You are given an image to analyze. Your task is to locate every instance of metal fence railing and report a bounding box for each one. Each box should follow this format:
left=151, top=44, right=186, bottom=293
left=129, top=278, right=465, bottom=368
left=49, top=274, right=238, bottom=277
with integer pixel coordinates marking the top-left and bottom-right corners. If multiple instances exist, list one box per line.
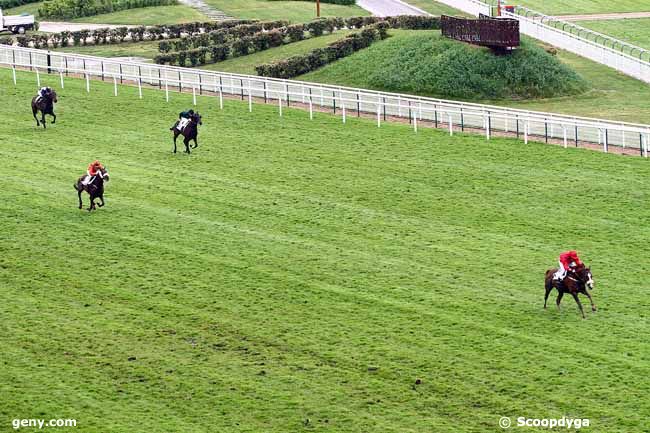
left=1, top=44, right=649, bottom=157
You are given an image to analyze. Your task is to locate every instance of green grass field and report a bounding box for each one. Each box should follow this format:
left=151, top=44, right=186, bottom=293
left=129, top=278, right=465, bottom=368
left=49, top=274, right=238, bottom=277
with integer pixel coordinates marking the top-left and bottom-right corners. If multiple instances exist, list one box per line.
left=400, top=0, right=468, bottom=16
left=580, top=18, right=650, bottom=50
left=56, top=40, right=161, bottom=60
left=202, top=0, right=368, bottom=22
left=1, top=67, right=650, bottom=432
left=4, top=3, right=206, bottom=25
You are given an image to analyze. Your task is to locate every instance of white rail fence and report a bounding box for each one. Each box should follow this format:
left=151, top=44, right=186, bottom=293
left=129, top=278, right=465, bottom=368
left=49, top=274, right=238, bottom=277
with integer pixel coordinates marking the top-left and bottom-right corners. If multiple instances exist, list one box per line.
left=434, top=0, right=650, bottom=84
left=1, top=45, right=649, bottom=156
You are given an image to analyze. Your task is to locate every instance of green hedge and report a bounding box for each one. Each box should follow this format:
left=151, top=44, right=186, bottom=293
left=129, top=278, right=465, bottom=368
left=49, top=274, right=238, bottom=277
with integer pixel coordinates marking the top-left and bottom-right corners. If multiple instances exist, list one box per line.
left=0, top=0, right=40, bottom=9
left=39, top=0, right=177, bottom=19
left=159, top=21, right=289, bottom=53
left=255, top=22, right=389, bottom=79
left=0, top=20, right=253, bottom=48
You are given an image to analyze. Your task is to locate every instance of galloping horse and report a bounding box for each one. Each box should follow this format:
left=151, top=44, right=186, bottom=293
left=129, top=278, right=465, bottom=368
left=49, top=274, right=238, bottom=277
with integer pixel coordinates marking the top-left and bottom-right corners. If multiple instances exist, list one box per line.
left=544, top=263, right=596, bottom=318
left=31, top=89, right=58, bottom=129
left=74, top=166, right=109, bottom=211
left=172, top=112, right=202, bottom=154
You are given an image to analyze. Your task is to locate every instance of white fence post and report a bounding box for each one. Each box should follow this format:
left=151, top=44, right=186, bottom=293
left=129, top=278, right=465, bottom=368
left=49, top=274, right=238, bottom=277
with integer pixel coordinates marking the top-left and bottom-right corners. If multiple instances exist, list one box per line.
left=59, top=71, right=64, bottom=89
left=219, top=89, right=223, bottom=109
left=12, top=66, right=16, bottom=86
left=85, top=74, right=90, bottom=93
left=113, top=76, right=117, bottom=96
left=448, top=114, right=453, bottom=136
left=138, top=79, right=142, bottom=99
left=342, top=96, right=346, bottom=124
left=563, top=125, right=568, bottom=148
left=192, top=86, right=196, bottom=105
left=309, top=98, right=313, bottom=120
left=524, top=121, right=529, bottom=144
left=165, top=80, right=169, bottom=102
left=248, top=81, right=252, bottom=112
left=36, top=68, right=40, bottom=87
left=278, top=93, right=282, bottom=117
left=377, top=101, right=381, bottom=128
left=413, top=111, right=417, bottom=133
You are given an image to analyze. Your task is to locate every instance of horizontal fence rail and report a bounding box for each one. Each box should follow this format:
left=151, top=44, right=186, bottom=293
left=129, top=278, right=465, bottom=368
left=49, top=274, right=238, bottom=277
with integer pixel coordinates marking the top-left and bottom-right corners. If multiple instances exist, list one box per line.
left=1, top=44, right=649, bottom=156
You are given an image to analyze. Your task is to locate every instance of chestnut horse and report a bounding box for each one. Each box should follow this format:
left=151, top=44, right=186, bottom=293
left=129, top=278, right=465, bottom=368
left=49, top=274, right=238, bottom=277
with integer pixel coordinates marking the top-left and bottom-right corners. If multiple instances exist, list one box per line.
left=544, top=263, right=596, bottom=318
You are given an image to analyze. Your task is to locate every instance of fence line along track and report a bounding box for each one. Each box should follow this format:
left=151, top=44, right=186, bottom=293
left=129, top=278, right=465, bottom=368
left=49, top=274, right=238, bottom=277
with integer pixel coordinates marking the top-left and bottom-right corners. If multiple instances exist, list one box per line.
left=1, top=45, right=649, bottom=157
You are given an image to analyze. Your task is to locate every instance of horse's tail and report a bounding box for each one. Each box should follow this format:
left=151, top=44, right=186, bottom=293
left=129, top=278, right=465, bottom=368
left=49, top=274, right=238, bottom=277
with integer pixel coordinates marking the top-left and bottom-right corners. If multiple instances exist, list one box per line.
left=545, top=269, right=555, bottom=291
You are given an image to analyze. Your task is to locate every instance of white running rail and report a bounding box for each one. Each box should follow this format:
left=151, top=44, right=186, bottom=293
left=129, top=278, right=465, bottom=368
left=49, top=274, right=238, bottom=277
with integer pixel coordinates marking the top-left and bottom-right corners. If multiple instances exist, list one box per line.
left=433, top=0, right=650, bottom=84
left=1, top=44, right=649, bottom=156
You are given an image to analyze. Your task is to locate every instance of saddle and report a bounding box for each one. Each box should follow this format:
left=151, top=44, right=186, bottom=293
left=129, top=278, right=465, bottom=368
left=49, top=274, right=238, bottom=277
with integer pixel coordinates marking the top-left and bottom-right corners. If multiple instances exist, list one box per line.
left=177, top=118, right=191, bottom=131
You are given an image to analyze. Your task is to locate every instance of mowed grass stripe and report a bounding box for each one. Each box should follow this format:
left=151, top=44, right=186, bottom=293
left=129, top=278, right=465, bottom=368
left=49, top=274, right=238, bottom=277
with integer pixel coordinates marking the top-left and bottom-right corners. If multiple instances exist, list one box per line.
left=1, top=69, right=649, bottom=432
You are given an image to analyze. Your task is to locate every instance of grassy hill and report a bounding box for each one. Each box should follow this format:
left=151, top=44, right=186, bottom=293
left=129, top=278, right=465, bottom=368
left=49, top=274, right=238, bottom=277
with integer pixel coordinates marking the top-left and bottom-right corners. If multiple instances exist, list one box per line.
left=301, top=30, right=589, bottom=100
left=1, top=68, right=649, bottom=433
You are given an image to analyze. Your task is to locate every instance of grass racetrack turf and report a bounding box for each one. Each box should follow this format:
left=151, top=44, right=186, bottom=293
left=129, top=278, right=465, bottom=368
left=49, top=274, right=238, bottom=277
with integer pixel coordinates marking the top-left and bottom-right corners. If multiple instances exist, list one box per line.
left=1, top=68, right=649, bottom=432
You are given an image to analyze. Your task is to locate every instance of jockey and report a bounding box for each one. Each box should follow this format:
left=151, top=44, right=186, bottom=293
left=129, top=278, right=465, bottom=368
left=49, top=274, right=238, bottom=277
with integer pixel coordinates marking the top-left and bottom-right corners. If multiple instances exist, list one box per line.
left=553, top=250, right=583, bottom=281
left=82, top=160, right=104, bottom=185
left=37, top=86, right=51, bottom=102
left=170, top=109, right=195, bottom=131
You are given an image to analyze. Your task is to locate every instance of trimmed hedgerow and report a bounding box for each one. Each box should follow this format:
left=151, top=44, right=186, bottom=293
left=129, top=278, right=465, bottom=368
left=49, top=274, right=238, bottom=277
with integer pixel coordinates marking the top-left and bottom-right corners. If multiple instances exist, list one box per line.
left=255, top=22, right=389, bottom=79
left=39, top=0, right=177, bottom=20
left=0, top=20, right=253, bottom=48
left=0, top=0, right=39, bottom=8
left=159, top=21, right=289, bottom=52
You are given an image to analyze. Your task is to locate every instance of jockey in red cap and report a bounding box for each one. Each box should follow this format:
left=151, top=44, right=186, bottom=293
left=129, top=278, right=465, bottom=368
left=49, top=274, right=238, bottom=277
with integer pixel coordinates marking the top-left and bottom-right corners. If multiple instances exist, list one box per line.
left=82, top=160, right=104, bottom=185
left=553, top=250, right=583, bottom=281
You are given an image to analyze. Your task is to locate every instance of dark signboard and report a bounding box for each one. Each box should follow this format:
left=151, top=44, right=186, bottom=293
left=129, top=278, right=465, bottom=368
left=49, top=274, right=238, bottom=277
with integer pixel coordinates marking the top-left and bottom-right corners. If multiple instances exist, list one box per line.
left=441, top=14, right=520, bottom=50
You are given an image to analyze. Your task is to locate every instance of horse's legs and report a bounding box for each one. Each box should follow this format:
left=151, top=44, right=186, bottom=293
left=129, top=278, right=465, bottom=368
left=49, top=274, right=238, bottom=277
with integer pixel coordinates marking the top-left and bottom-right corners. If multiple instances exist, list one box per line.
left=78, top=189, right=83, bottom=209
left=544, top=279, right=553, bottom=309
left=571, top=293, right=586, bottom=319
left=556, top=291, right=564, bottom=310
left=98, top=195, right=105, bottom=207
left=41, top=112, right=47, bottom=129
left=173, top=133, right=178, bottom=153
left=51, top=111, right=56, bottom=124
left=33, top=107, right=40, bottom=127
left=583, top=290, right=597, bottom=312
left=192, top=136, right=198, bottom=149
left=184, top=137, right=191, bottom=154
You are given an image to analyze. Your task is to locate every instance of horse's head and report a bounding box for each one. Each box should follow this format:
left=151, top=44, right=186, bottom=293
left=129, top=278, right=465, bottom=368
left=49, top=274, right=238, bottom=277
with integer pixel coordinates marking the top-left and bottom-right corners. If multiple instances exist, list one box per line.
left=192, top=112, right=202, bottom=126
left=573, top=264, right=594, bottom=290
left=99, top=166, right=110, bottom=182
left=50, top=89, right=58, bottom=103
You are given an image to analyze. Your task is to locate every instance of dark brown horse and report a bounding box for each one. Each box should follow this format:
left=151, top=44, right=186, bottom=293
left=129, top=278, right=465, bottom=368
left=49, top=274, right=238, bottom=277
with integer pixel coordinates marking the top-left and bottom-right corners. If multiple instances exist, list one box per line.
left=544, top=263, right=596, bottom=318
left=31, top=88, right=58, bottom=129
left=74, top=166, right=109, bottom=211
left=172, top=112, right=202, bottom=154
